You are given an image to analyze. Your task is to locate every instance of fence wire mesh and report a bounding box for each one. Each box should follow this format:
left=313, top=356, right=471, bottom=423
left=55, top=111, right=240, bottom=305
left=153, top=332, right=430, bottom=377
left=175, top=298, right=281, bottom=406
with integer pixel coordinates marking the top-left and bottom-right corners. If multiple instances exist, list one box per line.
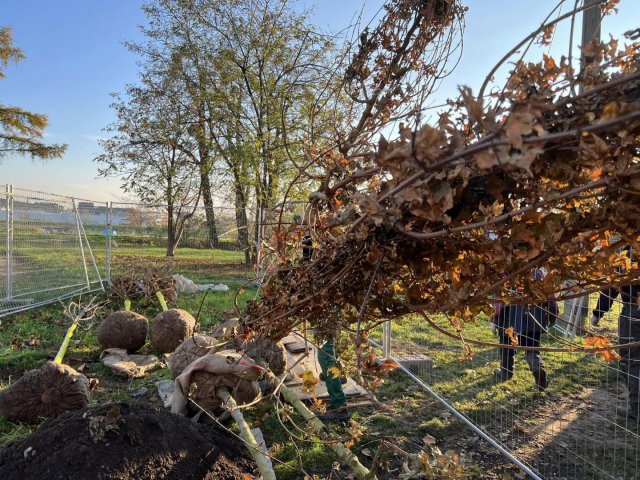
left=107, top=201, right=258, bottom=284
left=376, top=286, right=640, bottom=479
left=0, top=186, right=266, bottom=316
left=0, top=186, right=104, bottom=316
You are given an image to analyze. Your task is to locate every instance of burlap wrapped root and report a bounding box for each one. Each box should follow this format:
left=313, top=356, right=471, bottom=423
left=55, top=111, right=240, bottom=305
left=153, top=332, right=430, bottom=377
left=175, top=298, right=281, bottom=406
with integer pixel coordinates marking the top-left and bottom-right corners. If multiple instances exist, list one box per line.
left=243, top=337, right=288, bottom=376
left=151, top=309, right=196, bottom=353
left=219, top=320, right=287, bottom=375
left=0, top=362, right=90, bottom=424
left=210, top=318, right=239, bottom=340
left=168, top=335, right=222, bottom=378
left=172, top=351, right=264, bottom=415
left=97, top=310, right=148, bottom=352
left=99, top=349, right=160, bottom=378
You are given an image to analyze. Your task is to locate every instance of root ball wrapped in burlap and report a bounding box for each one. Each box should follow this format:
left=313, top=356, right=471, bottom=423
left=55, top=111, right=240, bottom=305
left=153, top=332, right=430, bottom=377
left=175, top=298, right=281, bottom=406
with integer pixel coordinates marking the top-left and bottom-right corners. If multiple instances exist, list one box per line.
left=244, top=337, right=288, bottom=375
left=97, top=311, right=148, bottom=352
left=0, top=361, right=90, bottom=424
left=151, top=309, right=196, bottom=353
left=210, top=318, right=239, bottom=340
left=168, top=335, right=220, bottom=378
left=190, top=372, right=261, bottom=412
left=172, top=351, right=264, bottom=415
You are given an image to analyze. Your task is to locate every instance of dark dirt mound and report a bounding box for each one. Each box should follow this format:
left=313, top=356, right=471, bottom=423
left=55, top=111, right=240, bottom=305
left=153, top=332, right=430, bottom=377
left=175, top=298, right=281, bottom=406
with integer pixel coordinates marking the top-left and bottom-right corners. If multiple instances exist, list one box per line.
left=0, top=402, right=256, bottom=480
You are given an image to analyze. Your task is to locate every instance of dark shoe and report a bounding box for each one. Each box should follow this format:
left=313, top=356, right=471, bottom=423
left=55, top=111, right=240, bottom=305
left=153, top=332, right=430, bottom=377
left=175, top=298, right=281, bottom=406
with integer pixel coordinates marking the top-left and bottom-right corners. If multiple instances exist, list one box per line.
left=319, top=372, right=348, bottom=384
left=494, top=368, right=512, bottom=382
left=532, top=369, right=548, bottom=391
left=317, top=409, right=350, bottom=423
left=617, top=406, right=640, bottom=422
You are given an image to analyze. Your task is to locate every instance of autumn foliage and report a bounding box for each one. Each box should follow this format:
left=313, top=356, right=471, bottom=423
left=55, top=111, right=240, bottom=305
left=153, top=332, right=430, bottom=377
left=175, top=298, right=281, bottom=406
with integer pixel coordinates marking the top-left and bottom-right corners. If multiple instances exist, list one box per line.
left=239, top=2, right=640, bottom=364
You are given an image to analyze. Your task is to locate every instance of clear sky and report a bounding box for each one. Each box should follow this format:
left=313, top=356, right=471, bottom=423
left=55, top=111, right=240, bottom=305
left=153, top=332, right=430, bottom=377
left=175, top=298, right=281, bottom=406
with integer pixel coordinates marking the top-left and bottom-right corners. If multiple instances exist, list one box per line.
left=0, top=0, right=637, bottom=202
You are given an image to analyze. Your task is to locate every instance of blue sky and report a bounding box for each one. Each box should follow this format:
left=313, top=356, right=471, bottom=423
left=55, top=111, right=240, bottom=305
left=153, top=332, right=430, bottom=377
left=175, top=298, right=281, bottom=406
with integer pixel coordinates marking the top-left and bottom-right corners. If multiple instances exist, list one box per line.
left=0, top=0, right=637, bottom=201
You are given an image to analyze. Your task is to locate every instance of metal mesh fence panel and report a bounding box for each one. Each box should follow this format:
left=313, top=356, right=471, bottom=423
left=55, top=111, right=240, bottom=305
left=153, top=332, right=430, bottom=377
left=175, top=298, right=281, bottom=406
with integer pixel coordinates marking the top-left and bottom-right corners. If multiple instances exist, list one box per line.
left=107, top=202, right=258, bottom=284
left=0, top=186, right=104, bottom=316
left=376, top=287, right=640, bottom=479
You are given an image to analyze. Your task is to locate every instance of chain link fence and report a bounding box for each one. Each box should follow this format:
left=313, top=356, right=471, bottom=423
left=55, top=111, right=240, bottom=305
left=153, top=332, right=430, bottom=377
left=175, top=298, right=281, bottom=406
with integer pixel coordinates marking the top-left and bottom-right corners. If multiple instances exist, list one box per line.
left=374, top=288, right=640, bottom=479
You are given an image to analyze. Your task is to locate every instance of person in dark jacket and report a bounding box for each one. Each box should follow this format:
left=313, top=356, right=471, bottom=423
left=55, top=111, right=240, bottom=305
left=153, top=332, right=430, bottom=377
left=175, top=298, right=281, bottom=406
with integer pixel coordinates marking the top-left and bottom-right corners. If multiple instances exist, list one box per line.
left=492, top=269, right=558, bottom=390
left=589, top=246, right=640, bottom=421
left=293, top=214, right=313, bottom=263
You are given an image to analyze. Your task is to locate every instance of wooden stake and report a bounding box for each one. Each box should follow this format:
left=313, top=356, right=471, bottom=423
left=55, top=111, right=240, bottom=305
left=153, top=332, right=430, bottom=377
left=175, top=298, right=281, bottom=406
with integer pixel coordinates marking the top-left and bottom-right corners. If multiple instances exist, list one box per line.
left=279, top=382, right=377, bottom=480
left=217, top=386, right=277, bottom=480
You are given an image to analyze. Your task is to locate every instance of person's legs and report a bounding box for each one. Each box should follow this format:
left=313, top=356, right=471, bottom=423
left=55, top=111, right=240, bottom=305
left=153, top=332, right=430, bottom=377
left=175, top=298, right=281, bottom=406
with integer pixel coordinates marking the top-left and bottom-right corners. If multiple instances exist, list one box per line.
left=317, top=339, right=347, bottom=412
left=627, top=361, right=640, bottom=421
left=619, top=306, right=640, bottom=420
left=523, top=331, right=548, bottom=390
left=496, top=328, right=515, bottom=381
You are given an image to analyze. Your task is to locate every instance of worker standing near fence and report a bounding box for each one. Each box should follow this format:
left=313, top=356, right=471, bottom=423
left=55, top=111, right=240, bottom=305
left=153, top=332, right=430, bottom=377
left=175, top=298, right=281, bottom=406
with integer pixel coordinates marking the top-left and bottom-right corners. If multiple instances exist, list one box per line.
left=294, top=214, right=349, bottom=422
left=590, top=246, right=640, bottom=422
left=492, top=269, right=558, bottom=391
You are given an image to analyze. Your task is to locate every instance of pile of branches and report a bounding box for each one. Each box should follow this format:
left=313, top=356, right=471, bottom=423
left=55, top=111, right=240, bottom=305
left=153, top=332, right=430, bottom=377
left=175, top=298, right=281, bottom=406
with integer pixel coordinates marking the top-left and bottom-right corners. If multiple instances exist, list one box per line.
left=110, top=266, right=177, bottom=306
left=242, top=1, right=640, bottom=344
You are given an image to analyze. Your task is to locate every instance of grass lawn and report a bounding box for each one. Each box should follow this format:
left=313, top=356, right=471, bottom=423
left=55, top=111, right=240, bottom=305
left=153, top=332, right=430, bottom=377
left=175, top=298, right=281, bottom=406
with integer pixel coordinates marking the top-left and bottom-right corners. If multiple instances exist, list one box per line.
left=1, top=284, right=634, bottom=479
left=0, top=287, right=518, bottom=480
left=1, top=230, right=255, bottom=315
left=385, top=309, right=636, bottom=479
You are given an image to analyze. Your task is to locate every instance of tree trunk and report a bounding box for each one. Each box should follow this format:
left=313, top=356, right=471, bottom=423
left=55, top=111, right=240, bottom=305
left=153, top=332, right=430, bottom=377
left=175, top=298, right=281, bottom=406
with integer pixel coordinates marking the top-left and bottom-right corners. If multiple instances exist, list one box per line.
left=217, top=387, right=276, bottom=480
left=233, top=173, right=250, bottom=265
left=166, top=204, right=176, bottom=257
left=195, top=96, right=218, bottom=249
left=200, top=171, right=219, bottom=248
left=253, top=193, right=263, bottom=265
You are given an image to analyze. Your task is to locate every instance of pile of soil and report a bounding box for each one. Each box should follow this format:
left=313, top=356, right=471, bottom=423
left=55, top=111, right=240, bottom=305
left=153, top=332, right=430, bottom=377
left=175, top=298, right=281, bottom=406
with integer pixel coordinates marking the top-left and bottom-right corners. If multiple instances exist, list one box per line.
left=0, top=403, right=256, bottom=480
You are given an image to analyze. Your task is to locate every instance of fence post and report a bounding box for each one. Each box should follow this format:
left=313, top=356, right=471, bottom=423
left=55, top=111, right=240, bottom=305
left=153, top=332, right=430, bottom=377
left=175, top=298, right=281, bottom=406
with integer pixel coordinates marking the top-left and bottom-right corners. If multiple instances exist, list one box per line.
left=5, top=184, right=13, bottom=300
left=105, top=201, right=112, bottom=285
left=73, top=199, right=91, bottom=291
left=382, top=320, right=391, bottom=358
left=76, top=202, right=104, bottom=292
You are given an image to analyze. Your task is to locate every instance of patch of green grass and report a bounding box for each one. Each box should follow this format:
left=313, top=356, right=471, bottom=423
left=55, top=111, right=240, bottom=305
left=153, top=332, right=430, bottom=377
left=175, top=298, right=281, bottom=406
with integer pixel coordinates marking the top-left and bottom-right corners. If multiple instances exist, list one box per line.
left=387, top=314, right=609, bottom=419
left=0, top=417, right=34, bottom=445
left=366, top=413, right=396, bottom=429
left=420, top=417, right=447, bottom=435
left=173, top=283, right=258, bottom=326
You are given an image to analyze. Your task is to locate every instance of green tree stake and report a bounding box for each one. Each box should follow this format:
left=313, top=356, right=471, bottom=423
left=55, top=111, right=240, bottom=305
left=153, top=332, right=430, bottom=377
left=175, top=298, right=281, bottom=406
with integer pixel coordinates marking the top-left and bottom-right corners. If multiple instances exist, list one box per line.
left=124, top=298, right=131, bottom=311
left=54, top=322, right=78, bottom=364
left=156, top=291, right=169, bottom=312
